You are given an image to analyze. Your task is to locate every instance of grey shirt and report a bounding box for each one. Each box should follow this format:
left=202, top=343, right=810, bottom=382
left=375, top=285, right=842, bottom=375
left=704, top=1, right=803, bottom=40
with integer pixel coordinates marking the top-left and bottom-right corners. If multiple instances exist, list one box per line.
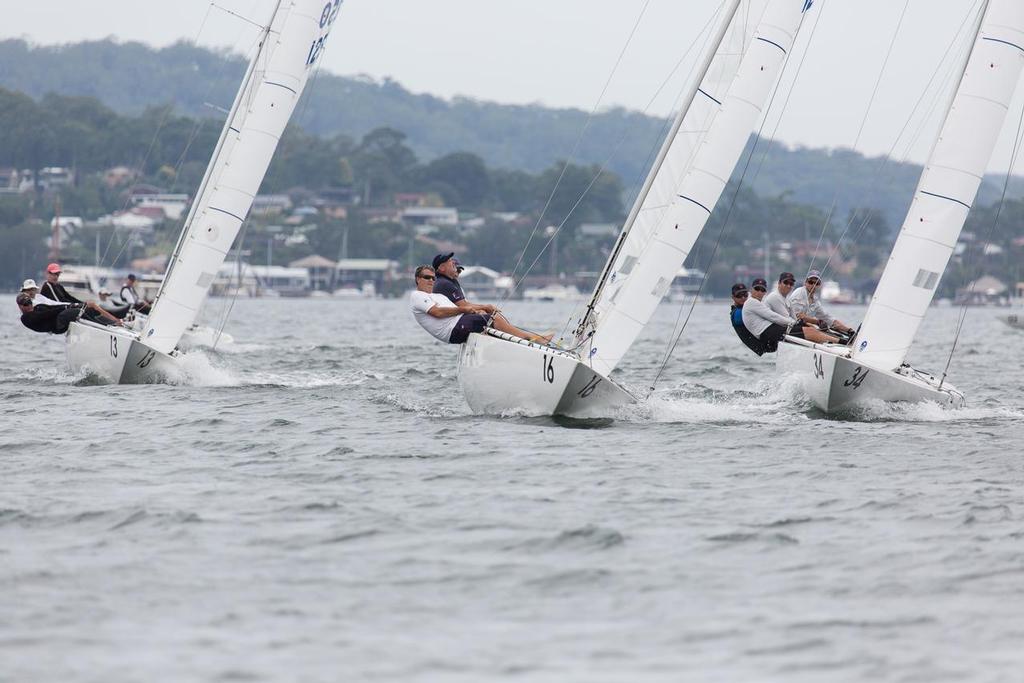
left=742, top=295, right=796, bottom=338
left=763, top=289, right=792, bottom=319
left=788, top=286, right=834, bottom=327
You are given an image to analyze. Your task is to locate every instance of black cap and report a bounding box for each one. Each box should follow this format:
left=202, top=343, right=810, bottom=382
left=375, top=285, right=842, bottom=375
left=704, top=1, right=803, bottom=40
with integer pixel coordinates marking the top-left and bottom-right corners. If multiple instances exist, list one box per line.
left=431, top=252, right=455, bottom=271
left=127, top=273, right=137, bottom=281
left=731, top=283, right=749, bottom=296
left=752, top=277, right=768, bottom=289
left=16, top=292, right=32, bottom=307
left=779, top=271, right=795, bottom=283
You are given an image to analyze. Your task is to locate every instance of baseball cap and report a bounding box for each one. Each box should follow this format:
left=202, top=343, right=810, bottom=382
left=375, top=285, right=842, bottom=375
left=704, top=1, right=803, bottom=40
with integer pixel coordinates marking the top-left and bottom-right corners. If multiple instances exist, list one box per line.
left=731, top=283, right=749, bottom=296
left=806, top=269, right=822, bottom=282
left=127, top=273, right=137, bottom=281
left=46, top=263, right=61, bottom=274
left=21, top=279, right=38, bottom=291
left=431, top=252, right=455, bottom=270
left=752, top=277, right=768, bottom=289
left=98, top=288, right=111, bottom=296
left=778, top=271, right=795, bottom=283
left=16, top=292, right=32, bottom=307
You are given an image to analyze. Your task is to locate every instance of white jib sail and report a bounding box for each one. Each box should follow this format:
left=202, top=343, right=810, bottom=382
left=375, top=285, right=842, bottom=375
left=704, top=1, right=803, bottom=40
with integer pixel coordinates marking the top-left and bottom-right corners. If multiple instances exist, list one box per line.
left=853, top=0, right=1024, bottom=371
left=578, top=0, right=808, bottom=377
left=142, top=0, right=342, bottom=354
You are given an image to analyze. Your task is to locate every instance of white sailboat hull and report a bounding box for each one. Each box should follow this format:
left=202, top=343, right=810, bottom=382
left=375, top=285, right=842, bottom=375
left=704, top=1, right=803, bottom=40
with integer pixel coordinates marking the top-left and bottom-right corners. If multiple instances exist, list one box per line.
left=1000, top=314, right=1024, bottom=330
left=66, top=321, right=178, bottom=384
left=458, top=330, right=635, bottom=418
left=777, top=338, right=965, bottom=413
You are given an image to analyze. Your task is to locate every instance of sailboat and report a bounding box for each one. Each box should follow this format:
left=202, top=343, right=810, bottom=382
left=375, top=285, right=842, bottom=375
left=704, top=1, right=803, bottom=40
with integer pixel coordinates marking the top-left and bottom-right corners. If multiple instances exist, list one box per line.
left=778, top=0, right=1024, bottom=412
left=458, top=0, right=812, bottom=417
left=66, top=0, right=342, bottom=383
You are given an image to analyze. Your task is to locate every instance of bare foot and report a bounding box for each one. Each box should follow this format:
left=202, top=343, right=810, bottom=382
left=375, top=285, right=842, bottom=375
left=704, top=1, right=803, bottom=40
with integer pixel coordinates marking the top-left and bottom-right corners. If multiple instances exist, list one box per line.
left=529, top=333, right=554, bottom=345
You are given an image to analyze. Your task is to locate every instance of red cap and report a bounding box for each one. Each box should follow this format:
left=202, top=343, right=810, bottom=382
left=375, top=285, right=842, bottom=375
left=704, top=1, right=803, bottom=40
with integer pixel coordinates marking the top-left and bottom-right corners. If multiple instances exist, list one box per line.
left=46, top=263, right=62, bottom=274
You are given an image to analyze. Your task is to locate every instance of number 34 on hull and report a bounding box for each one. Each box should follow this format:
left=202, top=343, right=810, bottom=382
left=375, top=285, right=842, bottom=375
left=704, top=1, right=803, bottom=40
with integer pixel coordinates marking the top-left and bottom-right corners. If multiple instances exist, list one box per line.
left=776, top=338, right=965, bottom=413
left=457, top=330, right=635, bottom=418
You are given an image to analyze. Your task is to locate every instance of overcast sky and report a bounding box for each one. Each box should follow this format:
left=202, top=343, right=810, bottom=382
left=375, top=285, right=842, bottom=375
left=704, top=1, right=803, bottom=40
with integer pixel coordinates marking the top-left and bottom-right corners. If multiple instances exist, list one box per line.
left=4, top=0, right=1022, bottom=171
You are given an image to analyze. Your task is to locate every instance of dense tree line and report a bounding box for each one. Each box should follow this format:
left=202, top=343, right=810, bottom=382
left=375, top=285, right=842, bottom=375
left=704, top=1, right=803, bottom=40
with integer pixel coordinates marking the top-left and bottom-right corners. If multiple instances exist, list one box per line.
left=5, top=38, right=1023, bottom=230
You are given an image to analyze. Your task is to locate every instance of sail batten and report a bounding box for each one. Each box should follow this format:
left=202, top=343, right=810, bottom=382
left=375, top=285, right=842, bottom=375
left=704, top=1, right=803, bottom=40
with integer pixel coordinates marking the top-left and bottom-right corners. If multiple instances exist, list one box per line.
left=853, top=0, right=1024, bottom=370
left=576, top=1, right=809, bottom=377
left=142, top=0, right=341, bottom=354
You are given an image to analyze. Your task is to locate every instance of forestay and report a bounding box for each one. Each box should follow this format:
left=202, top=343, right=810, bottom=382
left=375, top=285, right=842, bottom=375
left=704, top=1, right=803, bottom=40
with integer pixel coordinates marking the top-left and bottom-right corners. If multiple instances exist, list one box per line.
left=576, top=0, right=808, bottom=377
left=143, top=0, right=342, bottom=354
left=854, top=0, right=1024, bottom=370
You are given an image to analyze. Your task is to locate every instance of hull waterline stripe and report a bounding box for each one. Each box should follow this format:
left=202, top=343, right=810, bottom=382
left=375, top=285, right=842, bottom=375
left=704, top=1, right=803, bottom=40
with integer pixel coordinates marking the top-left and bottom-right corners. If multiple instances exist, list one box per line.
left=209, top=206, right=246, bottom=222
left=920, top=190, right=972, bottom=210
left=677, top=194, right=713, bottom=214
left=982, top=37, right=1024, bottom=55
left=698, top=88, right=723, bottom=106
left=756, top=36, right=787, bottom=54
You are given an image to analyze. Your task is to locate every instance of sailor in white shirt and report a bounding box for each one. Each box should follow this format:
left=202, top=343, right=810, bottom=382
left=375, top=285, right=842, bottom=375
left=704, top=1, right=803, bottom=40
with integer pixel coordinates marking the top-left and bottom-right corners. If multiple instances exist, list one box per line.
left=763, top=272, right=839, bottom=344
left=742, top=278, right=797, bottom=351
left=787, top=269, right=855, bottom=336
left=409, top=265, right=547, bottom=345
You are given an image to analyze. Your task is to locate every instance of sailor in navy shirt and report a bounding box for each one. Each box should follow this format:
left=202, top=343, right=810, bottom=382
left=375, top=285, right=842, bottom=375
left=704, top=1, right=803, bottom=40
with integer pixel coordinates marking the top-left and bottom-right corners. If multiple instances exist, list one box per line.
left=429, top=252, right=552, bottom=345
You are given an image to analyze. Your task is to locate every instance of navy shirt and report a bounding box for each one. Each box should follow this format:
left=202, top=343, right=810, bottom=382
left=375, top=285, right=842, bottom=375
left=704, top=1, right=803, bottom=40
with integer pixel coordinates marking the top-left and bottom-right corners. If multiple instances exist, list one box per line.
left=433, top=273, right=465, bottom=304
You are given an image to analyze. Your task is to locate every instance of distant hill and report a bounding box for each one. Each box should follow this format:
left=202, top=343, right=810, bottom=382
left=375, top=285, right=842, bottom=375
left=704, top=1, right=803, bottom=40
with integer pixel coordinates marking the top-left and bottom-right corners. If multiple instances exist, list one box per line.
left=2, top=38, right=1022, bottom=227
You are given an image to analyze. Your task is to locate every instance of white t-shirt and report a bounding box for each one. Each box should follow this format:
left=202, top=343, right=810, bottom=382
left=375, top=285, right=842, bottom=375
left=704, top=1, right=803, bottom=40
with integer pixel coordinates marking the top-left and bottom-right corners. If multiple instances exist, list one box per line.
left=410, top=290, right=462, bottom=343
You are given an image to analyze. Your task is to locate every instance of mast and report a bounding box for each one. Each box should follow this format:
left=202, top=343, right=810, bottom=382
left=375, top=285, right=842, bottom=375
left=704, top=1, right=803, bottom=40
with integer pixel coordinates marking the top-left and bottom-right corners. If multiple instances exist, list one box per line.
left=577, top=0, right=744, bottom=338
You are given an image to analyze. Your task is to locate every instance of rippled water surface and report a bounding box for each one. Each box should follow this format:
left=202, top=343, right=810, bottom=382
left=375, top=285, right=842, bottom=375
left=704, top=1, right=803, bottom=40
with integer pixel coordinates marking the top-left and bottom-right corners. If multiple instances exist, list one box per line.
left=2, top=298, right=1023, bottom=682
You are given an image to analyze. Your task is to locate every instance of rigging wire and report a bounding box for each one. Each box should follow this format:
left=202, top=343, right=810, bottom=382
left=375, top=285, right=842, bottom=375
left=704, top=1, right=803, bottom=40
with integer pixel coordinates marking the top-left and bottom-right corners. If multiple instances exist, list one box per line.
left=806, top=0, right=912, bottom=274
left=498, top=0, right=653, bottom=306
left=812, top=0, right=986, bottom=279
left=646, top=2, right=819, bottom=394
left=939, top=96, right=1024, bottom=390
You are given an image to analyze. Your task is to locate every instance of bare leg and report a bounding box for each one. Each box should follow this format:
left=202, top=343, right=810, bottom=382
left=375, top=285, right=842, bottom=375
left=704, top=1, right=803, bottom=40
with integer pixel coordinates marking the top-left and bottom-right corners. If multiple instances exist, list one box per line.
left=802, top=325, right=839, bottom=344
left=491, top=313, right=552, bottom=344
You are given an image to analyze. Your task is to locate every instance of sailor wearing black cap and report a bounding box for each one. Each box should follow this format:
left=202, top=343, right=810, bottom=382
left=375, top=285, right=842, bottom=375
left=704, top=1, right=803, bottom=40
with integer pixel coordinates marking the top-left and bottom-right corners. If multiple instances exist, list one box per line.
left=729, top=282, right=770, bottom=356
left=742, top=277, right=797, bottom=352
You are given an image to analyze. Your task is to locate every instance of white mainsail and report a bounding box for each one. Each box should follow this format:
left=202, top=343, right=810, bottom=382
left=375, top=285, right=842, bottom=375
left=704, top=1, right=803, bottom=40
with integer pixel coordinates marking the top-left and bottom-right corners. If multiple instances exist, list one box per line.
left=142, top=0, right=342, bottom=354
left=576, top=0, right=809, bottom=377
left=853, top=0, right=1024, bottom=370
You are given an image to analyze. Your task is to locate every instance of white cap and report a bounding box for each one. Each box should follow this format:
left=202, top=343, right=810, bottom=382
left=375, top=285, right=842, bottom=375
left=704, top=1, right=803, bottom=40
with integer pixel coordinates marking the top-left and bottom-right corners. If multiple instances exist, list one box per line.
left=21, top=279, right=38, bottom=291
left=98, top=288, right=111, bottom=296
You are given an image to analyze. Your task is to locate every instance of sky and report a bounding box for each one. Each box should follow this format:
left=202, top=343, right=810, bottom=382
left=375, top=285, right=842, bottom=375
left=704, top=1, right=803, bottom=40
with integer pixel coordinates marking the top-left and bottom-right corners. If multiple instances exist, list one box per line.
left=3, top=0, right=1022, bottom=171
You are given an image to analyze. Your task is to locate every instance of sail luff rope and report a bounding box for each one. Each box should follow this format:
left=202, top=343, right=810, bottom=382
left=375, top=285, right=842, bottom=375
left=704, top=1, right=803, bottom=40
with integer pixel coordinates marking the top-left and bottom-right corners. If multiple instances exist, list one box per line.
left=497, top=0, right=653, bottom=308
left=939, top=94, right=1024, bottom=390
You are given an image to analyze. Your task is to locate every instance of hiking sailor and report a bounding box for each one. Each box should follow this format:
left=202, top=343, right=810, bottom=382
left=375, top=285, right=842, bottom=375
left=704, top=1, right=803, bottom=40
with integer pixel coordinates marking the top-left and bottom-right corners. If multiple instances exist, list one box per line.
left=410, top=265, right=545, bottom=345
left=742, top=278, right=800, bottom=353
left=20, top=279, right=63, bottom=307
left=764, top=272, right=837, bottom=344
left=15, top=292, right=122, bottom=334
left=788, top=269, right=855, bottom=337
left=430, top=252, right=552, bottom=344
left=38, top=263, right=82, bottom=304
left=730, top=282, right=770, bottom=356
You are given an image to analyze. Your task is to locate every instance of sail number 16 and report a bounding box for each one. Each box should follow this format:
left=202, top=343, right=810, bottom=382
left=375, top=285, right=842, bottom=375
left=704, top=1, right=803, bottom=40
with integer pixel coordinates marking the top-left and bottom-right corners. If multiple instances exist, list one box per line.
left=541, top=354, right=555, bottom=384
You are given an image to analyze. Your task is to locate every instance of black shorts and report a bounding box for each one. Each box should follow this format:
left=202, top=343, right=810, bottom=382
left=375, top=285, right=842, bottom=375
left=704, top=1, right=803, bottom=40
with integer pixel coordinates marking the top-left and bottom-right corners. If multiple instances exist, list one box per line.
left=759, top=323, right=788, bottom=350
left=449, top=313, right=492, bottom=344
left=786, top=323, right=805, bottom=339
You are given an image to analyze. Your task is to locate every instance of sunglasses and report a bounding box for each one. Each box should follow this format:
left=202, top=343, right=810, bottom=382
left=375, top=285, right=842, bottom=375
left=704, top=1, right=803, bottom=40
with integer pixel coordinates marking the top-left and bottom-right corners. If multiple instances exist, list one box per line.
left=733, top=292, right=749, bottom=298
left=781, top=280, right=795, bottom=286
left=806, top=279, right=821, bottom=285
left=418, top=274, right=435, bottom=281
left=753, top=286, right=767, bottom=293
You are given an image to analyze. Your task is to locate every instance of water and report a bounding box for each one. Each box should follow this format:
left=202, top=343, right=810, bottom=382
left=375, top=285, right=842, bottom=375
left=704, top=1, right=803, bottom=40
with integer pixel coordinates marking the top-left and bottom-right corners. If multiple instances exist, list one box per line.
left=2, top=298, right=1022, bottom=682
